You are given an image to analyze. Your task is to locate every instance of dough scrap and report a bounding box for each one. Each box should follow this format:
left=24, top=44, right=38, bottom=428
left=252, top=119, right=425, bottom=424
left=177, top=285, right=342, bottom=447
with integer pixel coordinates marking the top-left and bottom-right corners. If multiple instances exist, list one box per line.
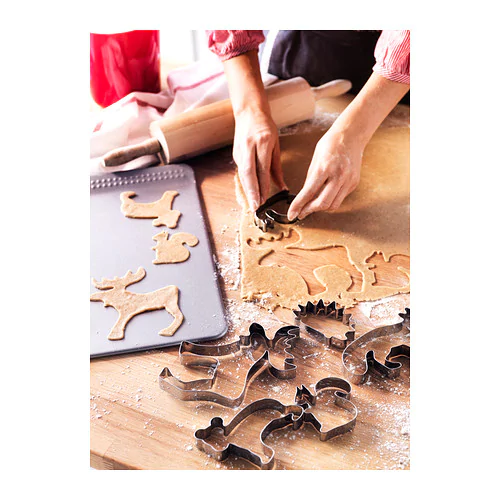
left=120, top=190, right=181, bottom=227
left=239, top=98, right=410, bottom=312
left=152, top=232, right=199, bottom=264
left=90, top=267, right=183, bottom=340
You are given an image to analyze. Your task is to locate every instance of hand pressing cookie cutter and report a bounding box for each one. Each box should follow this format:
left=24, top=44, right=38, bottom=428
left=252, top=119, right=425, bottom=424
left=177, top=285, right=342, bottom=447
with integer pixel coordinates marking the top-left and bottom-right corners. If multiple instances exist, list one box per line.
left=159, top=323, right=300, bottom=408
left=254, top=190, right=298, bottom=232
left=342, top=308, right=410, bottom=385
left=293, top=300, right=356, bottom=350
left=195, top=376, right=357, bottom=470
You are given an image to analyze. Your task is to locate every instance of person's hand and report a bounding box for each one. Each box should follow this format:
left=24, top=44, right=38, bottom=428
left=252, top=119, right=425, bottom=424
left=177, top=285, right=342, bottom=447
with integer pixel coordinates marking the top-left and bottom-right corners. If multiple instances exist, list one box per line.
left=287, top=128, right=363, bottom=220
left=233, top=108, right=287, bottom=212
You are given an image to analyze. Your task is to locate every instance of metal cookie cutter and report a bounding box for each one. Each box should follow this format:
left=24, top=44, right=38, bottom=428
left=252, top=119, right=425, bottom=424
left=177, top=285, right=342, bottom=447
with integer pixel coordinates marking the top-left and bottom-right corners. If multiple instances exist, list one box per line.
left=195, top=398, right=304, bottom=469
left=293, top=300, right=356, bottom=350
left=342, top=308, right=410, bottom=385
left=295, top=376, right=358, bottom=441
left=254, top=190, right=298, bottom=232
left=195, top=376, right=357, bottom=470
left=159, top=323, right=300, bottom=408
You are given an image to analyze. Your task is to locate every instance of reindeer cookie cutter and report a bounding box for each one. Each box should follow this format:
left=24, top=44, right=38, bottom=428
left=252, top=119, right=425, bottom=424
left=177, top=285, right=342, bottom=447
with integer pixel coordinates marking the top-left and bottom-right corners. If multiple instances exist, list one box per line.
left=342, top=308, right=410, bottom=385
left=159, top=323, right=300, bottom=408
left=194, top=376, right=358, bottom=469
left=254, top=190, right=298, bottom=232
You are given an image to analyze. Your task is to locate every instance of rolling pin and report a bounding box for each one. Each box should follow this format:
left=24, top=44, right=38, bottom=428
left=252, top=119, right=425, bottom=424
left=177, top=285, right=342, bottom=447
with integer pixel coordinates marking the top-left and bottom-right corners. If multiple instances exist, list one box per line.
left=103, top=77, right=352, bottom=167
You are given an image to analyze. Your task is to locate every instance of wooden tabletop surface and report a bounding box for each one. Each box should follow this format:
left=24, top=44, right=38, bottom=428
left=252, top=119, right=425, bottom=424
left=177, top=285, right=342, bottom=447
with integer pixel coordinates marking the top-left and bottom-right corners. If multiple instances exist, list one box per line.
left=90, top=94, right=410, bottom=470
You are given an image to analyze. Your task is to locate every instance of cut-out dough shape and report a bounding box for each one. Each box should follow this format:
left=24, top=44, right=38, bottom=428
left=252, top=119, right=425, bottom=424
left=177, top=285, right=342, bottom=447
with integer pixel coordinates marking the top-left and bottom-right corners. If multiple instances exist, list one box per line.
left=152, top=231, right=199, bottom=264
left=248, top=229, right=363, bottom=296
left=237, top=99, right=410, bottom=312
left=90, top=267, right=183, bottom=340
left=120, top=190, right=181, bottom=227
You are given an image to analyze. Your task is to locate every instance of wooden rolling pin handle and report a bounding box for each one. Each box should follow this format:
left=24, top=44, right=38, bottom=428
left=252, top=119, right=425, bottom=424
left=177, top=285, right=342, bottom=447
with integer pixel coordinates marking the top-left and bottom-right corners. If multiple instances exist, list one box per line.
left=103, top=137, right=161, bottom=167
left=312, top=79, right=352, bottom=100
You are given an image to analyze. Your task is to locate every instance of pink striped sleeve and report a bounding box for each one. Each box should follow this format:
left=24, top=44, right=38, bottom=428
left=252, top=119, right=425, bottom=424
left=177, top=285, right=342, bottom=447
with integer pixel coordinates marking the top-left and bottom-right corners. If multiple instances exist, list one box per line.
left=373, top=30, right=410, bottom=85
left=206, top=30, right=265, bottom=61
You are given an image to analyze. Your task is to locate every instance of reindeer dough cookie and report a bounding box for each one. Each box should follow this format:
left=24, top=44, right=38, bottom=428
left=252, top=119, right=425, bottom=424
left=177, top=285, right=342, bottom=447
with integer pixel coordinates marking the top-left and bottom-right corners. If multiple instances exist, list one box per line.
left=90, top=267, right=183, bottom=340
left=152, top=232, right=199, bottom=264
left=120, top=190, right=181, bottom=228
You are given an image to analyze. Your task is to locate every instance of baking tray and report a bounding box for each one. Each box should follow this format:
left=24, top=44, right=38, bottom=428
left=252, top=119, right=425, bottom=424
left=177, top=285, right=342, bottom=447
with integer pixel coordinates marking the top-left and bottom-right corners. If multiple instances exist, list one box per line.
left=90, top=164, right=227, bottom=358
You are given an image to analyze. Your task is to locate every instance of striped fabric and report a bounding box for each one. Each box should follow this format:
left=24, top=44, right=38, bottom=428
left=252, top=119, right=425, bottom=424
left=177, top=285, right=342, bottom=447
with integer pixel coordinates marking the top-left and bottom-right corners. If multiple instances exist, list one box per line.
left=373, top=30, right=410, bottom=84
left=207, top=30, right=410, bottom=85
left=206, top=30, right=265, bottom=61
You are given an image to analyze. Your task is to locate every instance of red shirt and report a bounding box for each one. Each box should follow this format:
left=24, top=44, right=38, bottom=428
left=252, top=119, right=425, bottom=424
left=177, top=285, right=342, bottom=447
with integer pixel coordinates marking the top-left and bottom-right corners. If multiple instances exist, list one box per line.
left=206, top=30, right=410, bottom=85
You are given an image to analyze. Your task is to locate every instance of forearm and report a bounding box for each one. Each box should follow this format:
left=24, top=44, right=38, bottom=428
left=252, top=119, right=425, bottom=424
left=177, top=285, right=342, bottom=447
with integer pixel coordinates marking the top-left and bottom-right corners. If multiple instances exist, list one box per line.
left=329, top=72, right=410, bottom=148
left=222, top=50, right=270, bottom=118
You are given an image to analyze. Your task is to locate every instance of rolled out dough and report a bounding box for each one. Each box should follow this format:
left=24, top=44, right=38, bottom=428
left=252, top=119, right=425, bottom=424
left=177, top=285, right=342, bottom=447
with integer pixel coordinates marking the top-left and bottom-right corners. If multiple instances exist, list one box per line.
left=239, top=96, right=410, bottom=312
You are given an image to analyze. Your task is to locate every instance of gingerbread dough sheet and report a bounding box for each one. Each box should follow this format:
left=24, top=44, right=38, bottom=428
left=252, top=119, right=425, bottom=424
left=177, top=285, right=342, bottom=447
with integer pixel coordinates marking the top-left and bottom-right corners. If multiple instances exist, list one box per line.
left=239, top=96, right=410, bottom=311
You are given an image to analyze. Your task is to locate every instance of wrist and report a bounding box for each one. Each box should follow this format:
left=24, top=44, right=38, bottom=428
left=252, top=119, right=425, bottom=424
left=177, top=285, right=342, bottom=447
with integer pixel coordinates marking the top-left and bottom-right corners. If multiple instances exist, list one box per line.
left=223, top=50, right=271, bottom=118
left=232, top=93, right=271, bottom=119
left=324, top=120, right=368, bottom=153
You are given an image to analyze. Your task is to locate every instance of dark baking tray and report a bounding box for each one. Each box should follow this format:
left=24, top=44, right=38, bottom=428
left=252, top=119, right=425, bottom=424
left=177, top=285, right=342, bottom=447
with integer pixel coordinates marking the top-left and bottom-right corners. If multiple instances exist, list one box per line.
left=90, top=164, right=227, bottom=358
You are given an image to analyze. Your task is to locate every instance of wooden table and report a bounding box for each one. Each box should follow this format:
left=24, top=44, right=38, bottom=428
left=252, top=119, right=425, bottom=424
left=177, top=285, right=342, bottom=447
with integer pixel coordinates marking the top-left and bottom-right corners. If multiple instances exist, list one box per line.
left=90, top=95, right=410, bottom=470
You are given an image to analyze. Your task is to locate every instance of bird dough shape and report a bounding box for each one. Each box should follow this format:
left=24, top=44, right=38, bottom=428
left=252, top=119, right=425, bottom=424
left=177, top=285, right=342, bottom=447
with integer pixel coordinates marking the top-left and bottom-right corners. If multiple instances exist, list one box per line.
left=90, top=267, right=183, bottom=340
left=152, top=231, right=199, bottom=264
left=120, top=190, right=181, bottom=228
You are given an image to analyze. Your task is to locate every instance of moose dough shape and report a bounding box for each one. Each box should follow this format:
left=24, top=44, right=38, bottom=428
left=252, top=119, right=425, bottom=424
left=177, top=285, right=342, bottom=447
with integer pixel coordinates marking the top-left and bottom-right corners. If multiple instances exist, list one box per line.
left=120, top=190, right=181, bottom=227
left=90, top=267, right=183, bottom=340
left=238, top=96, right=410, bottom=312
left=152, top=232, right=199, bottom=264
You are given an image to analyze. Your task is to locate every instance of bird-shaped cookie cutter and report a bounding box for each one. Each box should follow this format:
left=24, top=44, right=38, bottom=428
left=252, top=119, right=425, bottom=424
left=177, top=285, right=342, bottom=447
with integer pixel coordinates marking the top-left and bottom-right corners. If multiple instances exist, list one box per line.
left=254, top=190, right=298, bottom=232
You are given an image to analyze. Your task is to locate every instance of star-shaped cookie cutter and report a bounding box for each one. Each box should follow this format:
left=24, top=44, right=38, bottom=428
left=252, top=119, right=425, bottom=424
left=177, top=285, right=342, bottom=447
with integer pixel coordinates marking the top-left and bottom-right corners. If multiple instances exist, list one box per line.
left=254, top=190, right=298, bottom=232
left=159, top=323, right=300, bottom=408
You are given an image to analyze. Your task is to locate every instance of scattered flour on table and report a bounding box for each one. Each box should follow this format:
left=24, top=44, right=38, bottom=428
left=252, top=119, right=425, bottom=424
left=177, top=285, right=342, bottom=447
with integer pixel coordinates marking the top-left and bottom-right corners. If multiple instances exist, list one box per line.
left=224, top=297, right=282, bottom=334
left=279, top=110, right=341, bottom=137
left=215, top=232, right=241, bottom=291
left=357, top=294, right=410, bottom=326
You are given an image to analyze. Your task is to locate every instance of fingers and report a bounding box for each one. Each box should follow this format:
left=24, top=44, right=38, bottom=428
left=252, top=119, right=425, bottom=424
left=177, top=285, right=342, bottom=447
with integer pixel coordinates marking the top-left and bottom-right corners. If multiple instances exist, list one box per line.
left=237, top=147, right=260, bottom=211
left=270, top=142, right=288, bottom=192
left=328, top=182, right=356, bottom=212
left=287, top=167, right=328, bottom=220
left=255, top=140, right=274, bottom=204
left=296, top=181, right=340, bottom=220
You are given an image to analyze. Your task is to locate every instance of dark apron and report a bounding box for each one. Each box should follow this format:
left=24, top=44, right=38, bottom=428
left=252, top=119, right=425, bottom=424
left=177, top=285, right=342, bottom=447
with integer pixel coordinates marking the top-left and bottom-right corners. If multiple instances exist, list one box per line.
left=268, top=30, right=410, bottom=105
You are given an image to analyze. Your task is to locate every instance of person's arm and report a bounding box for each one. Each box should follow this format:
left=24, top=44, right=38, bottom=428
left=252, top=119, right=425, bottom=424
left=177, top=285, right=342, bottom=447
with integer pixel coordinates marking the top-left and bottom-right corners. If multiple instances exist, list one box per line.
left=223, top=51, right=286, bottom=211
left=287, top=73, right=409, bottom=220
left=288, top=30, right=410, bottom=220
left=206, top=30, right=286, bottom=211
